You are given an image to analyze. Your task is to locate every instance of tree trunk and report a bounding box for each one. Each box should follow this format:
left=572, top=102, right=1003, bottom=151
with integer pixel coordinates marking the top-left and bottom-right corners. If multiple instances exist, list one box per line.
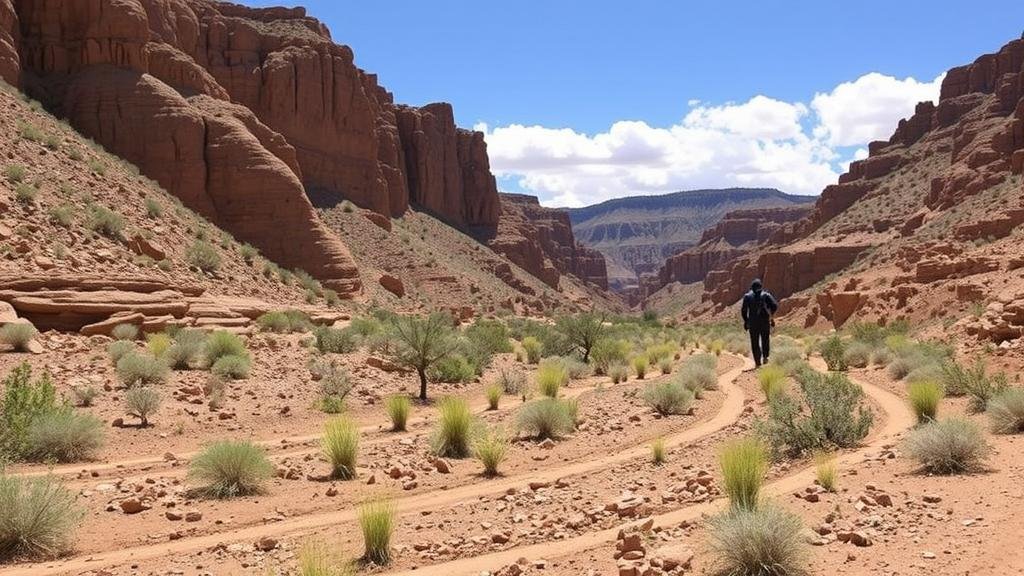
left=417, top=368, right=428, bottom=401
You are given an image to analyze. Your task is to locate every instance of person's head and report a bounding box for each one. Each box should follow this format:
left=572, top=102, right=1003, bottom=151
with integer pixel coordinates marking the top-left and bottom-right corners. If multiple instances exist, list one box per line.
left=750, top=278, right=763, bottom=292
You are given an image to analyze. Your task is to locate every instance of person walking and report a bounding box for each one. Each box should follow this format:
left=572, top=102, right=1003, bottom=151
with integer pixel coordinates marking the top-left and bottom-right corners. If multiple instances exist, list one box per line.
left=740, top=278, right=778, bottom=367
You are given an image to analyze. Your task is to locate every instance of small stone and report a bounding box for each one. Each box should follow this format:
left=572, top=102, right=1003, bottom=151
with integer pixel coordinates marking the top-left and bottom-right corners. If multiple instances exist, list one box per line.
left=255, top=536, right=278, bottom=551
left=120, top=498, right=149, bottom=514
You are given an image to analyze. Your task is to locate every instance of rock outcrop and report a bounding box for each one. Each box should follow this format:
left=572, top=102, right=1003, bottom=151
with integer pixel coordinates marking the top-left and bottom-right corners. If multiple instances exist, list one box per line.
left=4, top=0, right=506, bottom=294
left=476, top=194, right=608, bottom=290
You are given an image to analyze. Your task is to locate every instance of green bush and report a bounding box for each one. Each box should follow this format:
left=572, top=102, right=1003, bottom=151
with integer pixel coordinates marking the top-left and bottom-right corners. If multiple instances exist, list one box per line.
left=358, top=498, right=395, bottom=565
left=431, top=397, right=474, bottom=458
left=211, top=354, right=251, bottom=380
left=322, top=417, right=359, bottom=480
left=517, top=398, right=576, bottom=440
left=842, top=341, right=872, bottom=368
left=720, top=437, right=768, bottom=510
left=107, top=340, right=134, bottom=364
left=903, top=417, right=990, bottom=474
left=908, top=380, right=942, bottom=424
left=111, top=323, right=138, bottom=341
left=609, top=363, right=629, bottom=384
left=819, top=335, right=847, bottom=371
left=3, top=163, right=26, bottom=183
left=25, top=410, right=105, bottom=462
left=536, top=359, right=568, bottom=398
left=632, top=355, right=649, bottom=379
left=316, top=361, right=352, bottom=413
left=521, top=336, right=542, bottom=364
left=554, top=313, right=605, bottom=362
left=188, top=440, right=274, bottom=498
left=643, top=380, right=694, bottom=416
left=116, top=353, right=169, bottom=387
left=204, top=331, right=248, bottom=366
left=87, top=205, right=125, bottom=237
left=384, top=395, right=411, bottom=432
left=759, top=371, right=873, bottom=457
left=707, top=504, right=806, bottom=576
left=166, top=329, right=206, bottom=369
left=187, top=240, right=221, bottom=272
left=464, top=319, right=513, bottom=355
left=988, top=388, right=1024, bottom=434
left=678, top=360, right=717, bottom=394
left=146, top=333, right=172, bottom=357
left=143, top=197, right=162, bottom=219
left=124, top=386, right=161, bottom=427
left=428, top=354, right=476, bottom=383
left=485, top=383, right=502, bottom=410
left=314, top=327, right=358, bottom=354
left=48, top=204, right=75, bottom=227
left=590, top=338, right=631, bottom=375
left=473, top=427, right=509, bottom=476
left=0, top=364, right=58, bottom=459
left=0, top=474, right=84, bottom=560
left=0, top=323, right=38, bottom=352
left=941, top=359, right=1008, bottom=412
left=256, top=310, right=312, bottom=333
left=757, top=365, right=786, bottom=402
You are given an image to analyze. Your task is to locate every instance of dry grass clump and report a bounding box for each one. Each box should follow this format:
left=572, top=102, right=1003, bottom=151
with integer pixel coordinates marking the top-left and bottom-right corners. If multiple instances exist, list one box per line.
left=322, top=417, right=359, bottom=480
left=517, top=398, right=577, bottom=440
left=124, top=386, right=161, bottom=427
left=430, top=397, right=474, bottom=458
left=188, top=440, right=274, bottom=498
left=0, top=323, right=38, bottom=352
left=643, top=380, right=694, bottom=415
left=908, top=380, right=942, bottom=424
left=536, top=359, right=568, bottom=398
left=903, top=417, right=990, bottom=474
left=988, top=388, right=1024, bottom=434
left=358, top=498, right=395, bottom=565
left=0, top=475, right=84, bottom=561
left=473, top=427, right=509, bottom=476
left=720, top=437, right=768, bottom=510
left=707, top=504, right=807, bottom=576
left=384, top=395, right=411, bottom=432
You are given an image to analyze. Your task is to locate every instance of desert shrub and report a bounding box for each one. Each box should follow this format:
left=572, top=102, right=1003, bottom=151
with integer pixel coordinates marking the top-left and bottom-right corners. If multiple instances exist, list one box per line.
left=590, top=338, right=631, bottom=375
left=211, top=354, right=251, bottom=380
left=2, top=163, right=26, bottom=183
left=388, top=313, right=458, bottom=400
left=473, top=427, right=509, bottom=476
left=609, top=363, right=629, bottom=384
left=651, top=437, right=666, bottom=465
left=757, top=365, right=786, bottom=402
left=257, top=310, right=312, bottom=333
left=485, top=384, right=502, bottom=410
left=908, top=380, right=942, bottom=424
left=48, top=204, right=75, bottom=227
left=124, top=387, right=161, bottom=427
left=707, top=504, right=806, bottom=576
left=358, top=498, right=395, bottom=565
left=871, top=347, right=895, bottom=367
left=497, top=369, right=526, bottom=395
left=188, top=440, right=274, bottom=498
left=106, top=340, right=134, bottom=364
left=842, top=341, right=872, bottom=368
left=986, top=388, right=1024, bottom=435
left=464, top=319, right=513, bottom=355
left=521, top=336, right=542, bottom=364
left=0, top=323, right=38, bottom=352
left=536, top=359, right=568, bottom=398
left=759, top=371, right=873, bottom=457
left=110, top=323, right=138, bottom=341
left=431, top=397, right=474, bottom=458
left=317, top=363, right=352, bottom=414
left=166, top=329, right=206, bottom=369
left=72, top=385, right=98, bottom=407
left=15, top=183, right=36, bottom=204
left=554, top=312, right=605, bottom=362
left=819, top=335, right=847, bottom=371
left=903, top=417, right=990, bottom=474
left=0, top=474, right=84, bottom=560
left=517, top=398, right=576, bottom=440
left=643, top=380, right=694, bottom=416
left=632, top=355, right=648, bottom=379
left=814, top=453, right=837, bottom=492
left=116, top=353, right=169, bottom=387
left=204, top=331, right=248, bottom=366
left=322, top=417, right=359, bottom=480
left=384, top=395, right=411, bottom=432
left=146, top=333, right=172, bottom=358
left=657, top=358, right=672, bottom=375
left=297, top=539, right=354, bottom=576
left=709, top=339, right=725, bottom=356
left=1, top=364, right=60, bottom=458
left=428, top=354, right=476, bottom=383
left=720, top=437, right=767, bottom=510
left=313, top=327, right=358, bottom=354
left=86, top=205, right=125, bottom=237
left=187, top=240, right=221, bottom=272
left=143, top=197, right=162, bottom=219
left=941, top=359, right=1008, bottom=412
left=678, top=361, right=717, bottom=393
left=557, top=356, right=591, bottom=380
left=25, top=410, right=104, bottom=462
left=294, top=269, right=323, bottom=296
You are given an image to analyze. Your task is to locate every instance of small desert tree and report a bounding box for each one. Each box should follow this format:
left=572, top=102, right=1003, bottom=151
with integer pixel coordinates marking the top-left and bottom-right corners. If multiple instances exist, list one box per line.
left=554, top=312, right=606, bottom=363
left=388, top=313, right=458, bottom=400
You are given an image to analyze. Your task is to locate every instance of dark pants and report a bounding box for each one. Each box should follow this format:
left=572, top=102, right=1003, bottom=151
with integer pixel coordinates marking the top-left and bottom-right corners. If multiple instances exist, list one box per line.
left=749, top=325, right=771, bottom=366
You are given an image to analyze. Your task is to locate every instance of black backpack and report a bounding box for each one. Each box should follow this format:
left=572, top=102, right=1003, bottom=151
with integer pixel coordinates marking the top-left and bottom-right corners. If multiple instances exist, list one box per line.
left=749, top=291, right=770, bottom=320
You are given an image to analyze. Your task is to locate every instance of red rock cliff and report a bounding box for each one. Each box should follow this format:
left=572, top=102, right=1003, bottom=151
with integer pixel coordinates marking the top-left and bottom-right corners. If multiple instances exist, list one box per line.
left=4, top=0, right=505, bottom=293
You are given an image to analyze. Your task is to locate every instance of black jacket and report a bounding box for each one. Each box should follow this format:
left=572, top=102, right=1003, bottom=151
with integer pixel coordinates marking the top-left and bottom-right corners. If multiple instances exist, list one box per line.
left=741, top=289, right=779, bottom=330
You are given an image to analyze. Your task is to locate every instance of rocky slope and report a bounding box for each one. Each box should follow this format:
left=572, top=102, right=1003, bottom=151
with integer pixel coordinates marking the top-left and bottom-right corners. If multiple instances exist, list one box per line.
left=675, top=37, right=1024, bottom=351
left=567, top=188, right=813, bottom=293
left=0, top=0, right=605, bottom=303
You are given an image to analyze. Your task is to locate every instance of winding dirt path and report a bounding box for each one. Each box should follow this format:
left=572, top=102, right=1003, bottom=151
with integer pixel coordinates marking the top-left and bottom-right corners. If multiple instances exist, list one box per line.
left=379, top=363, right=915, bottom=576
left=0, top=357, right=752, bottom=576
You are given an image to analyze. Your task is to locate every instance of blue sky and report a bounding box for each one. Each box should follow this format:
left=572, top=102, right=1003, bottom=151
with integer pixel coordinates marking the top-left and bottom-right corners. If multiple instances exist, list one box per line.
left=248, top=1, right=1024, bottom=205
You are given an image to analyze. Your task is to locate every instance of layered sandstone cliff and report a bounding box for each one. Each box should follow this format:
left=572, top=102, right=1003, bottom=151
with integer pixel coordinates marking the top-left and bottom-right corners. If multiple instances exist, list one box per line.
left=476, top=194, right=608, bottom=290
left=3, top=0, right=508, bottom=295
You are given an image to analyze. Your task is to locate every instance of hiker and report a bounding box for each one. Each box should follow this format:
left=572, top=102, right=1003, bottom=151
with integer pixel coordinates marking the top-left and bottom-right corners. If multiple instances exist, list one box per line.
left=740, top=278, right=778, bottom=367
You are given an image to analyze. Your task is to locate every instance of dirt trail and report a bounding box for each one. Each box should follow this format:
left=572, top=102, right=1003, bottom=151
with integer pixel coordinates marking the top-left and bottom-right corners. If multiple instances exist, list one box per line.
left=0, top=357, right=751, bottom=576
left=376, top=363, right=915, bottom=576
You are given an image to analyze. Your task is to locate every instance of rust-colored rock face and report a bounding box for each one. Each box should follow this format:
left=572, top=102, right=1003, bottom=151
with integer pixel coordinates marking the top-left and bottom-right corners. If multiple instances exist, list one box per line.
left=477, top=194, right=608, bottom=290
left=6, top=0, right=505, bottom=294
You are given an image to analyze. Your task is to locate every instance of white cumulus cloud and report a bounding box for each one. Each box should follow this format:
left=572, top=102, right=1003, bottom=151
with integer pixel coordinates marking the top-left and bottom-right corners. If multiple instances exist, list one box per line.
left=479, top=72, right=944, bottom=207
